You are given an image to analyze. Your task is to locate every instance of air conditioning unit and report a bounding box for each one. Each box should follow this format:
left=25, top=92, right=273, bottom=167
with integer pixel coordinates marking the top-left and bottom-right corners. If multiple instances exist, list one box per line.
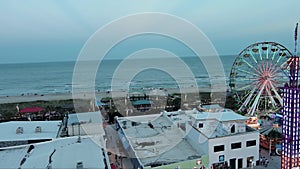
left=76, top=161, right=83, bottom=169
left=35, top=126, right=42, bottom=133
left=16, top=127, right=23, bottom=134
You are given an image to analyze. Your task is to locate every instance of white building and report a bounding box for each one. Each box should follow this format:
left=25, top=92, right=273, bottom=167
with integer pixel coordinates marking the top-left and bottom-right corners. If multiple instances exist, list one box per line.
left=0, top=121, right=61, bottom=148
left=0, top=111, right=111, bottom=169
left=170, top=107, right=259, bottom=169
left=67, top=111, right=105, bottom=136
left=115, top=114, right=204, bottom=169
left=0, top=136, right=110, bottom=169
left=115, top=106, right=259, bottom=169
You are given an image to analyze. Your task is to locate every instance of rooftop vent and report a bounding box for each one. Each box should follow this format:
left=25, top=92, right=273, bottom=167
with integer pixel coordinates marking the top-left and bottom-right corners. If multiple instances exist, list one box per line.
left=76, top=161, right=83, bottom=169
left=16, top=127, right=23, bottom=134
left=35, top=126, right=42, bottom=133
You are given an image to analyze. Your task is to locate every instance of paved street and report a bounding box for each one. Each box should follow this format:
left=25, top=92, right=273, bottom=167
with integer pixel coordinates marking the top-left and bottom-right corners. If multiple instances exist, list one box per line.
left=104, top=123, right=134, bottom=169
left=245, top=148, right=281, bottom=169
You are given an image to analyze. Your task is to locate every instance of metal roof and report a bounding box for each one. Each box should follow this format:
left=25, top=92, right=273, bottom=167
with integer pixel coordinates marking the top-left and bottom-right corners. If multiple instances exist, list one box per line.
left=195, top=109, right=248, bottom=122
left=0, top=136, right=108, bottom=169
left=0, top=121, right=61, bottom=142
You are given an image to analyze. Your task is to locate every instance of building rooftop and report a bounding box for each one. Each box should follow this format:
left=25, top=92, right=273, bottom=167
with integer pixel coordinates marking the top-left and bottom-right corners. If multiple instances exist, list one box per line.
left=68, top=111, right=102, bottom=125
left=165, top=108, right=253, bottom=139
left=67, top=111, right=105, bottom=136
left=0, top=121, right=61, bottom=142
left=200, top=104, right=224, bottom=111
left=117, top=114, right=202, bottom=167
left=0, top=136, right=109, bottom=169
left=194, top=109, right=248, bottom=122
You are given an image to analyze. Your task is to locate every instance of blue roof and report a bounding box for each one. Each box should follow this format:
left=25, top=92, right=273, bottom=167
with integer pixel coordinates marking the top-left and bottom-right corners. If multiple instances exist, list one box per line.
left=132, top=100, right=151, bottom=106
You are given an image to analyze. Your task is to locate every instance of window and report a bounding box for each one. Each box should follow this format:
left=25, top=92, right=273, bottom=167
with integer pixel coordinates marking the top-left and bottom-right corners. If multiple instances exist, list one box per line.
left=198, top=123, right=204, bottom=128
left=231, top=142, right=242, bottom=149
left=231, top=125, right=235, bottom=133
left=246, top=140, right=256, bottom=147
left=214, top=145, right=225, bottom=152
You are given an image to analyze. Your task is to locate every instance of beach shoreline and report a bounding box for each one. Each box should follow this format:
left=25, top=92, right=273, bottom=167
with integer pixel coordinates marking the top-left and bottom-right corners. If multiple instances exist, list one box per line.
left=0, top=86, right=227, bottom=104
left=0, top=87, right=230, bottom=123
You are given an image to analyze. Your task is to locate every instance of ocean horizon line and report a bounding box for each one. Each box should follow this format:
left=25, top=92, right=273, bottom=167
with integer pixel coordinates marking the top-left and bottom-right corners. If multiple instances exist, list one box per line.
left=0, top=54, right=236, bottom=65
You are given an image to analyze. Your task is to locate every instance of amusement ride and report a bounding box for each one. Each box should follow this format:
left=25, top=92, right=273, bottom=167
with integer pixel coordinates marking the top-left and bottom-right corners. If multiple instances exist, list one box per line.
left=229, top=42, right=293, bottom=116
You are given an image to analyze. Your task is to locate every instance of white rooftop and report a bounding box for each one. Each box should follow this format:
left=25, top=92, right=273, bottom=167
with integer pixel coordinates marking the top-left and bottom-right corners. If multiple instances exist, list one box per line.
left=201, top=104, right=224, bottom=110
left=0, top=136, right=109, bottom=169
left=67, top=111, right=105, bottom=136
left=119, top=113, right=159, bottom=123
left=0, top=121, right=61, bottom=142
left=165, top=108, right=250, bottom=139
left=194, top=109, right=248, bottom=122
left=68, top=111, right=102, bottom=125
left=117, top=114, right=201, bottom=166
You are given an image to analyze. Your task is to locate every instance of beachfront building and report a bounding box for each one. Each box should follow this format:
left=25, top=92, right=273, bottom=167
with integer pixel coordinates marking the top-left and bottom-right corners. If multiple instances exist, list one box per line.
left=115, top=114, right=204, bottom=169
left=66, top=111, right=105, bottom=137
left=0, top=136, right=110, bottom=169
left=129, top=90, right=152, bottom=112
left=115, top=106, right=259, bottom=169
left=185, top=108, right=259, bottom=169
left=0, top=111, right=111, bottom=169
left=0, top=120, right=61, bottom=148
left=0, top=111, right=105, bottom=148
left=132, top=100, right=152, bottom=112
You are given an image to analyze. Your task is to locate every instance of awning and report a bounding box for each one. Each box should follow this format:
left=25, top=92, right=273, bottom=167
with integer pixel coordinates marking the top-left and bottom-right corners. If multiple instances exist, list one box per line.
left=19, top=107, right=44, bottom=113
left=132, top=100, right=151, bottom=106
left=260, top=126, right=282, bottom=136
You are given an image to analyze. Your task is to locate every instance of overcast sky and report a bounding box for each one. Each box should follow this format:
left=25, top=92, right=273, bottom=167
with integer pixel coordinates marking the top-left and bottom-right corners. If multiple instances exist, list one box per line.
left=0, top=0, right=299, bottom=63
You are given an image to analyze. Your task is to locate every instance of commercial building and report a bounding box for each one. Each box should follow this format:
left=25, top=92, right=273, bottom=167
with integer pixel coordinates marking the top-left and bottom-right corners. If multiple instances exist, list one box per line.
left=0, top=111, right=110, bottom=169
left=0, top=136, right=110, bottom=169
left=186, top=108, right=259, bottom=169
left=0, top=120, right=61, bottom=148
left=115, top=105, right=259, bottom=169
left=115, top=114, right=203, bottom=169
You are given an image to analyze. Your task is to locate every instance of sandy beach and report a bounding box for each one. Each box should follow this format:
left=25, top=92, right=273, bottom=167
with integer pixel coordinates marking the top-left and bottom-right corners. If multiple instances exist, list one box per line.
left=0, top=86, right=227, bottom=104
left=0, top=93, right=74, bottom=104
left=0, top=87, right=228, bottom=119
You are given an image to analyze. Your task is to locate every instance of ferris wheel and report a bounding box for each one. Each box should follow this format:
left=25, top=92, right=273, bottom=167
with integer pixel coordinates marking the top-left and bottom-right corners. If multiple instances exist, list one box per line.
left=229, top=42, right=293, bottom=116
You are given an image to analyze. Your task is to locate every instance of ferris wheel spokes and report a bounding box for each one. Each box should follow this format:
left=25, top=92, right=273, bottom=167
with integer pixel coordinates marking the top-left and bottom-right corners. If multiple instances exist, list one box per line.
left=249, top=51, right=258, bottom=63
left=236, top=83, right=255, bottom=92
left=249, top=82, right=267, bottom=116
left=238, top=85, right=259, bottom=112
left=269, top=82, right=283, bottom=105
left=266, top=89, right=277, bottom=107
left=236, top=68, right=260, bottom=77
left=229, top=42, right=292, bottom=116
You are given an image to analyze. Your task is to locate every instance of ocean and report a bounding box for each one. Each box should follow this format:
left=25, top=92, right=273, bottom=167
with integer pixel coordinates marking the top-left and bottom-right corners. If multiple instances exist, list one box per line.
left=0, top=55, right=236, bottom=97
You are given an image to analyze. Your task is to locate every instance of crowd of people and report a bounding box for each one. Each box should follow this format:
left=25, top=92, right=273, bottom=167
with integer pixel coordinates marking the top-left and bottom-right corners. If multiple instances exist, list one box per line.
left=259, top=156, right=269, bottom=168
